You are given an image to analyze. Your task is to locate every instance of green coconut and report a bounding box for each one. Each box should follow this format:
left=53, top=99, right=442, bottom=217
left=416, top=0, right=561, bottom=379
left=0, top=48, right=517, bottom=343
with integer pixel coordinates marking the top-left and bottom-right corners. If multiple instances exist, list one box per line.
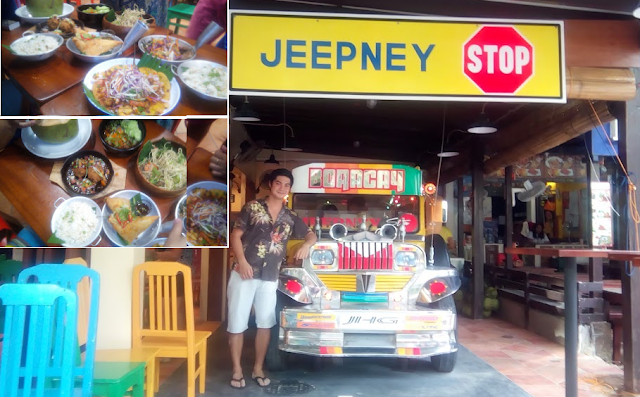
left=32, top=119, right=79, bottom=144
left=25, top=0, right=63, bottom=17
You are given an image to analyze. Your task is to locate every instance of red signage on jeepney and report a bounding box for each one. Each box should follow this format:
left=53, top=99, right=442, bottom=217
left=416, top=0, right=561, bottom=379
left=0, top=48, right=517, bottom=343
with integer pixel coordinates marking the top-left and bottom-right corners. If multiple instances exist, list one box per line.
left=309, top=167, right=405, bottom=193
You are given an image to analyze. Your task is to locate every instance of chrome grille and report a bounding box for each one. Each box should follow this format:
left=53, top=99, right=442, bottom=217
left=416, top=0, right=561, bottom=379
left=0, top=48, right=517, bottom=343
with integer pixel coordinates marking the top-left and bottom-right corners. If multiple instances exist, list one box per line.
left=337, top=242, right=393, bottom=270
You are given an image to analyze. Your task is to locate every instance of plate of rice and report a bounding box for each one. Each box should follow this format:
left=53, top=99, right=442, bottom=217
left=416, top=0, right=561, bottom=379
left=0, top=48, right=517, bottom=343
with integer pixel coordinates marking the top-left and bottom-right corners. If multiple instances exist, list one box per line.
left=172, top=60, right=227, bottom=101
left=9, top=32, right=64, bottom=62
left=50, top=196, right=103, bottom=247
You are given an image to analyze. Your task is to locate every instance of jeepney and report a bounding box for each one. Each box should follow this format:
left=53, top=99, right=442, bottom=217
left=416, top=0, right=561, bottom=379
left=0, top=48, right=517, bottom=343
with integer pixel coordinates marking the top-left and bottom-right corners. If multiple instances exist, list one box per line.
left=266, top=163, right=461, bottom=372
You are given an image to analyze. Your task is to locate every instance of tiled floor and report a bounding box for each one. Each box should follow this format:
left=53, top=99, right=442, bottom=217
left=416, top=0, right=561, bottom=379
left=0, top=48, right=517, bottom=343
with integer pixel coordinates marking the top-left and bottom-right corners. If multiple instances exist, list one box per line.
left=154, top=316, right=627, bottom=397
left=458, top=316, right=625, bottom=397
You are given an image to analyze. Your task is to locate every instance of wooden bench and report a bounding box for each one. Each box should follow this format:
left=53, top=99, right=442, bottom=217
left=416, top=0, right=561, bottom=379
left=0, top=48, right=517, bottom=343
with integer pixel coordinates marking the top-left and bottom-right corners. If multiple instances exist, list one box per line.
left=486, top=265, right=605, bottom=328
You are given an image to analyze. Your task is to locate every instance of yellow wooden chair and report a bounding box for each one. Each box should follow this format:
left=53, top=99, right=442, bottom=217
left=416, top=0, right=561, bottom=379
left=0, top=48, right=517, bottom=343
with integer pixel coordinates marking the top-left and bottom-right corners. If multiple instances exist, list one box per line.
left=132, top=262, right=211, bottom=397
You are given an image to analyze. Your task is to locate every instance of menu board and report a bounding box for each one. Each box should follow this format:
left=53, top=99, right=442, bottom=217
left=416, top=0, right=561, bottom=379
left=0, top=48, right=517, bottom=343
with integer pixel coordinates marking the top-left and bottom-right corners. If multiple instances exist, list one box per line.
left=486, top=153, right=588, bottom=181
left=591, top=182, right=613, bottom=248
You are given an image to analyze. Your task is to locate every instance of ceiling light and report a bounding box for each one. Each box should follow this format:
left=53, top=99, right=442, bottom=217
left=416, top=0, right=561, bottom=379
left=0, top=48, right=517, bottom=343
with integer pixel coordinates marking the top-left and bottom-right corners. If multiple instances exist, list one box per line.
left=282, top=134, right=302, bottom=152
left=437, top=151, right=460, bottom=158
left=467, top=115, right=497, bottom=134
left=282, top=142, right=302, bottom=152
left=233, top=96, right=260, bottom=122
left=468, top=104, right=497, bottom=134
left=634, top=5, right=640, bottom=18
left=264, top=153, right=280, bottom=164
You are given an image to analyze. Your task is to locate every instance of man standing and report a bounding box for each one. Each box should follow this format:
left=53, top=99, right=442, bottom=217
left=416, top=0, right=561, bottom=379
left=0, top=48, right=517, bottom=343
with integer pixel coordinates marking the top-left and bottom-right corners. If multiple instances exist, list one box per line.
left=228, top=169, right=317, bottom=389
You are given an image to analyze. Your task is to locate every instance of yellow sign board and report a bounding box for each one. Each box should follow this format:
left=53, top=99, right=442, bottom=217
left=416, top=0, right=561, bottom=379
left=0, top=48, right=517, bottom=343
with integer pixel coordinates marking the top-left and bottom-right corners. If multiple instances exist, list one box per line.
left=230, top=11, right=566, bottom=103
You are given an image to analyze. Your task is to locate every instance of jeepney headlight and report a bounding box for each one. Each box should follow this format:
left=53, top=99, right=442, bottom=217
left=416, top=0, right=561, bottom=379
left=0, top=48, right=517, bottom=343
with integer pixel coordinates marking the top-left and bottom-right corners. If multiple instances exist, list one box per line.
left=311, top=249, right=334, bottom=265
left=395, top=251, right=418, bottom=267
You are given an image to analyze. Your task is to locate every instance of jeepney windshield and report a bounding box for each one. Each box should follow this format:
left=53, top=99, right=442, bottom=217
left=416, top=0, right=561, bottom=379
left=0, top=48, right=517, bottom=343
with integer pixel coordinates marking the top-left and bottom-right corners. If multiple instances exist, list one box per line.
left=292, top=193, right=421, bottom=233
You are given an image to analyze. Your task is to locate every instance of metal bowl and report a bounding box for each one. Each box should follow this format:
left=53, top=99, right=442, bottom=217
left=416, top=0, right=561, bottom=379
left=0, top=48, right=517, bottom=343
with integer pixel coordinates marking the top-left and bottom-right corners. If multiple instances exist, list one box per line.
left=175, top=193, right=187, bottom=233
left=9, top=32, right=63, bottom=62
left=51, top=196, right=103, bottom=247
left=101, top=190, right=161, bottom=247
left=138, top=35, right=196, bottom=66
left=147, top=237, right=167, bottom=247
left=184, top=181, right=228, bottom=247
left=66, top=30, right=123, bottom=63
left=172, top=60, right=227, bottom=101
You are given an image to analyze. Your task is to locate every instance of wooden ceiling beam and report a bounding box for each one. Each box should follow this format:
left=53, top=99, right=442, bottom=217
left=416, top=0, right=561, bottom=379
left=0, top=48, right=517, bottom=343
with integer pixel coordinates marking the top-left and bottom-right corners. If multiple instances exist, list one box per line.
left=483, top=100, right=614, bottom=174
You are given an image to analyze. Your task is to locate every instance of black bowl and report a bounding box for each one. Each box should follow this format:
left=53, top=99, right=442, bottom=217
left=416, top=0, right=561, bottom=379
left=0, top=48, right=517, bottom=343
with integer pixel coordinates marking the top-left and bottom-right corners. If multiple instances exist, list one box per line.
left=61, top=150, right=114, bottom=197
left=99, top=120, right=147, bottom=157
left=76, top=3, right=112, bottom=30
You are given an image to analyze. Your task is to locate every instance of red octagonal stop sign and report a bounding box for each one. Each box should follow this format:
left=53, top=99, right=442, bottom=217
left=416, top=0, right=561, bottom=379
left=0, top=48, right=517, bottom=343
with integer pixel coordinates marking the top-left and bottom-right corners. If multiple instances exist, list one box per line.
left=463, top=26, right=534, bottom=95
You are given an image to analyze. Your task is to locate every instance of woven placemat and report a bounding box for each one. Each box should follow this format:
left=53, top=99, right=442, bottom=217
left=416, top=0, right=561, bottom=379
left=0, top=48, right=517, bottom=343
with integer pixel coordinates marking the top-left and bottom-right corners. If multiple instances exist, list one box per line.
left=49, top=160, right=127, bottom=200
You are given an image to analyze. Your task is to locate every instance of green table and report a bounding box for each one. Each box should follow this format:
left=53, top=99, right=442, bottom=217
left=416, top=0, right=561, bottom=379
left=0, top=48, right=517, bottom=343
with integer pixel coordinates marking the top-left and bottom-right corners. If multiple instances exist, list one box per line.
left=93, top=361, right=146, bottom=397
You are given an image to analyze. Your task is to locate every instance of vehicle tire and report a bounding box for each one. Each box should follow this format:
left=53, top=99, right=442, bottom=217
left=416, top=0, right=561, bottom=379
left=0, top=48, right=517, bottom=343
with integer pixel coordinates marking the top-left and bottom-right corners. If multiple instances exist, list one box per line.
left=265, top=293, right=299, bottom=371
left=430, top=295, right=458, bottom=373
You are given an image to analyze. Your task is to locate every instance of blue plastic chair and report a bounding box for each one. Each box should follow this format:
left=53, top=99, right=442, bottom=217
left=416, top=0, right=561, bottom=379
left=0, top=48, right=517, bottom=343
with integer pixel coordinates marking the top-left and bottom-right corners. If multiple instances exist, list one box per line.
left=0, top=283, right=79, bottom=397
left=18, top=264, right=100, bottom=397
left=0, top=257, right=24, bottom=338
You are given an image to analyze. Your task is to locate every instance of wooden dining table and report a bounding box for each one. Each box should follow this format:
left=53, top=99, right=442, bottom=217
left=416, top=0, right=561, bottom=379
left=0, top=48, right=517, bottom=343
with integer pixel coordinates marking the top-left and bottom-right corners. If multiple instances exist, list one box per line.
left=1, top=14, right=227, bottom=116
left=0, top=120, right=195, bottom=247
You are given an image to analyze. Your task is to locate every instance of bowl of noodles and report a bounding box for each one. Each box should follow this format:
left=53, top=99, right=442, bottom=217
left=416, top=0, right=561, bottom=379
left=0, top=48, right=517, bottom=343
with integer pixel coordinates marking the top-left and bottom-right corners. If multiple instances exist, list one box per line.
left=185, top=182, right=227, bottom=247
left=134, top=137, right=187, bottom=197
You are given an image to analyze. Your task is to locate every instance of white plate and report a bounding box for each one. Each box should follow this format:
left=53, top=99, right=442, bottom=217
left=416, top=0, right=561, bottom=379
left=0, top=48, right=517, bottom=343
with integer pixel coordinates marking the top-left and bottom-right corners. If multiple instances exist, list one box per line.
left=21, top=119, right=92, bottom=159
left=84, top=58, right=181, bottom=116
left=15, top=3, right=74, bottom=24
left=545, top=156, right=564, bottom=169
left=102, top=190, right=161, bottom=247
left=51, top=196, right=103, bottom=248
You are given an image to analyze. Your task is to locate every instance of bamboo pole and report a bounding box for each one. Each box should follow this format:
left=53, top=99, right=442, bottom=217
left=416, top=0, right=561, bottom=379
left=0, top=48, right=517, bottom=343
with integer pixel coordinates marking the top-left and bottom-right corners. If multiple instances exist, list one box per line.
left=567, top=67, right=636, bottom=101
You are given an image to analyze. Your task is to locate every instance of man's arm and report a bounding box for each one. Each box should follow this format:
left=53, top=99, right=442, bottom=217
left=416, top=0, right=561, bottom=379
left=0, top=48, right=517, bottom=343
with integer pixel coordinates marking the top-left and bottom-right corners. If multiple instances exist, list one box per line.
left=293, top=230, right=317, bottom=260
left=230, top=228, right=254, bottom=279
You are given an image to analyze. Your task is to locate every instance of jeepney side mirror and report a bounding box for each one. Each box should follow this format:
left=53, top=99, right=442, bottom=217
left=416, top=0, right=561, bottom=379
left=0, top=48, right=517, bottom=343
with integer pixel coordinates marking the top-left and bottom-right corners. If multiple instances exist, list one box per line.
left=442, top=200, right=448, bottom=224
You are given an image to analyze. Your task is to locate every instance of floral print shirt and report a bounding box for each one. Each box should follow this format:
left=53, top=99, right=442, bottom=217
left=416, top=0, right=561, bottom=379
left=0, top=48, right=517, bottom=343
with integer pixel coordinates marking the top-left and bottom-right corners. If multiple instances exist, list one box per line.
left=234, top=199, right=311, bottom=281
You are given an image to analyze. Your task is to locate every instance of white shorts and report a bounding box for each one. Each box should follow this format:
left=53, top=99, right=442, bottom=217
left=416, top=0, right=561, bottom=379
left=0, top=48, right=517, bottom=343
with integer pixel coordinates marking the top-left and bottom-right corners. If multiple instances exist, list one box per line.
left=227, top=270, right=278, bottom=334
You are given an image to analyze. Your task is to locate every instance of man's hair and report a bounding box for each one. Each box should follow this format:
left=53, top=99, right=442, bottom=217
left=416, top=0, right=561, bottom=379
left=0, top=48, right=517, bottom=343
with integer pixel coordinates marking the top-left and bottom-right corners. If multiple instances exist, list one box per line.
left=269, top=168, right=294, bottom=185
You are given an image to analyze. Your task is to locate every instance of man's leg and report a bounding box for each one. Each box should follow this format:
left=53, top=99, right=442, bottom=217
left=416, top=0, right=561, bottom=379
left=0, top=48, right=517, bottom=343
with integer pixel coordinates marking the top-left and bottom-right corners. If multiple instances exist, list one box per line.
left=226, top=271, right=257, bottom=388
left=228, top=332, right=244, bottom=387
left=252, top=280, right=278, bottom=386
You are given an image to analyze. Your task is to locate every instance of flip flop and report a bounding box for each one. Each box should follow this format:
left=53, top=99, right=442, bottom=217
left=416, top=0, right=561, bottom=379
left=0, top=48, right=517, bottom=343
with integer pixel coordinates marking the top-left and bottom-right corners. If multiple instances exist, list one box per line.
left=230, top=377, right=245, bottom=389
left=252, top=374, right=271, bottom=387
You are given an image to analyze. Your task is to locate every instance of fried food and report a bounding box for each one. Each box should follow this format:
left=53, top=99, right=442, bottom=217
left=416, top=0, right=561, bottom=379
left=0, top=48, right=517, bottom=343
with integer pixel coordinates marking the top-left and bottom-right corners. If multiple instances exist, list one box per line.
left=106, top=197, right=159, bottom=244
left=46, top=16, right=59, bottom=31
left=73, top=159, right=87, bottom=178
left=73, top=33, right=121, bottom=56
left=46, top=16, right=76, bottom=34
left=91, top=64, right=171, bottom=115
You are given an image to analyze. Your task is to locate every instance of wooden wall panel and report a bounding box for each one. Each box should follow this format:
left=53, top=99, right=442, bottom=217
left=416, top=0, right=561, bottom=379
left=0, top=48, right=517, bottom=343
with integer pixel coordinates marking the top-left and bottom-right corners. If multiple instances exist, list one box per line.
left=565, top=20, right=640, bottom=69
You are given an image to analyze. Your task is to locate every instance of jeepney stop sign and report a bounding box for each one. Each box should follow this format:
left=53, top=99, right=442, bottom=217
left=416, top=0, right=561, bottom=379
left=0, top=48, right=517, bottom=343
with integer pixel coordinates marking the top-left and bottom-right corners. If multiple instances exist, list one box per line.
left=463, top=26, right=534, bottom=95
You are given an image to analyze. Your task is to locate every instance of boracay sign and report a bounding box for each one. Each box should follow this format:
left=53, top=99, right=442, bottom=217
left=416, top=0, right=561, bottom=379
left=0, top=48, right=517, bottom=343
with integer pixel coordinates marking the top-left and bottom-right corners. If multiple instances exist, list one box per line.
left=230, top=11, right=566, bottom=103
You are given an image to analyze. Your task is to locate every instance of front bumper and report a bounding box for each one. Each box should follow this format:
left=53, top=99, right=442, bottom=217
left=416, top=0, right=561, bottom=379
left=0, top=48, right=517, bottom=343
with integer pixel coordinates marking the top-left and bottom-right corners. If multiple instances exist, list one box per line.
left=279, top=307, right=457, bottom=358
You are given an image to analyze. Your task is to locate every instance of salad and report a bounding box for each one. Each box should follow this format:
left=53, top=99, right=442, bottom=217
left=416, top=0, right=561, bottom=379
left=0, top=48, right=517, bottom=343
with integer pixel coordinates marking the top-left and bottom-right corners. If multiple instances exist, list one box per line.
left=186, top=188, right=227, bottom=246
left=142, top=36, right=194, bottom=61
left=103, top=120, right=143, bottom=149
left=92, top=64, right=170, bottom=115
left=138, top=140, right=187, bottom=191
left=111, top=6, right=152, bottom=27
left=83, top=5, right=110, bottom=13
